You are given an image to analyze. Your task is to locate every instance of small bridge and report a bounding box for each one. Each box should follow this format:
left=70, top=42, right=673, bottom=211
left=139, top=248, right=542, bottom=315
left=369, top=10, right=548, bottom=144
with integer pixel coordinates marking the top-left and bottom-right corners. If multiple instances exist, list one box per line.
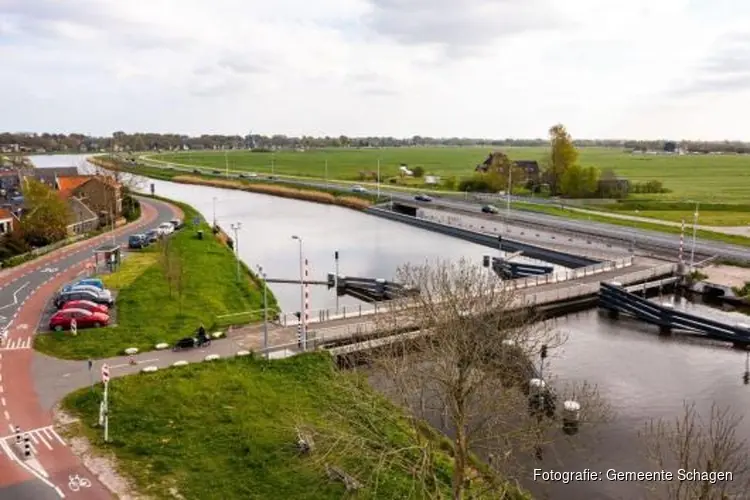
left=599, top=282, right=750, bottom=349
left=264, top=274, right=415, bottom=302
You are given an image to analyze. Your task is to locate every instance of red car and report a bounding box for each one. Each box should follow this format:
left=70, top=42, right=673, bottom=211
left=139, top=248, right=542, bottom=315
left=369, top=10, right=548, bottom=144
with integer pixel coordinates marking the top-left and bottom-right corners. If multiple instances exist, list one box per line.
left=61, top=300, right=109, bottom=315
left=49, top=309, right=110, bottom=332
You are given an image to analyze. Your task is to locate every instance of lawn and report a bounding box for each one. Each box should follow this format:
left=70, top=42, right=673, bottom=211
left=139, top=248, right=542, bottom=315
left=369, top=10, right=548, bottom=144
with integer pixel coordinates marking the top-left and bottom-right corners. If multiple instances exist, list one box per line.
left=150, top=147, right=750, bottom=203
left=61, top=354, right=524, bottom=500
left=35, top=199, right=275, bottom=359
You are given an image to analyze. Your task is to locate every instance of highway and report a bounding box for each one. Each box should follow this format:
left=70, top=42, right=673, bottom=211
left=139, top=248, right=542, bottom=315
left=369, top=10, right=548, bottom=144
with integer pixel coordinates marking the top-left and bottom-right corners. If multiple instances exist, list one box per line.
left=139, top=159, right=747, bottom=263
left=0, top=197, right=178, bottom=500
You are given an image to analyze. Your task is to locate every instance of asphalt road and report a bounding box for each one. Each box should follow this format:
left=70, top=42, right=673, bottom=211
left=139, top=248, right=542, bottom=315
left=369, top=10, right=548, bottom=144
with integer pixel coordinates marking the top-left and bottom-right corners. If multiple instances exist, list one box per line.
left=143, top=162, right=745, bottom=262
left=0, top=197, right=177, bottom=500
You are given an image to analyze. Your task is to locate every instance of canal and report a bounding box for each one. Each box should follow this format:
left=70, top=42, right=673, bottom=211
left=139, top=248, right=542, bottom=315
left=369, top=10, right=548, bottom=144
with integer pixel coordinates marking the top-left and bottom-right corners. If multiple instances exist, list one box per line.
left=33, top=155, right=750, bottom=499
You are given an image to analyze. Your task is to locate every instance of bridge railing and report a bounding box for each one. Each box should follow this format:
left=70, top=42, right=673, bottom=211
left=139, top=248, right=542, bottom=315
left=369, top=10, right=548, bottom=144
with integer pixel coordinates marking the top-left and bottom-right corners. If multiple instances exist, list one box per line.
left=276, top=256, right=639, bottom=327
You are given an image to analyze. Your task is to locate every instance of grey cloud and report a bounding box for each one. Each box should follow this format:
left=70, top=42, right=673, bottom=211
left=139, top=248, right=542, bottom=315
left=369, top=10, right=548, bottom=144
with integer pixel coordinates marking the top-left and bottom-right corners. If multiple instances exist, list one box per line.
left=677, top=30, right=750, bottom=97
left=363, top=0, right=562, bottom=57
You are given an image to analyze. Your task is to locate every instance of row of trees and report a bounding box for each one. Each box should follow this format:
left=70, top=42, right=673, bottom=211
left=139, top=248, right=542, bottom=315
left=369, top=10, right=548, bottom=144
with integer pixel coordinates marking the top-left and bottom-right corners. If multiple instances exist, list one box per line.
left=309, top=259, right=749, bottom=499
left=3, top=131, right=750, bottom=154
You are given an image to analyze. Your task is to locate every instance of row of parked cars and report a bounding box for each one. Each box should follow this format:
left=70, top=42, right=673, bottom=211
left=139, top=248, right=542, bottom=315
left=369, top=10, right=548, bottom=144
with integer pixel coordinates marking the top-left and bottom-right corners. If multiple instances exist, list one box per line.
left=50, top=278, right=114, bottom=331
left=128, top=218, right=183, bottom=249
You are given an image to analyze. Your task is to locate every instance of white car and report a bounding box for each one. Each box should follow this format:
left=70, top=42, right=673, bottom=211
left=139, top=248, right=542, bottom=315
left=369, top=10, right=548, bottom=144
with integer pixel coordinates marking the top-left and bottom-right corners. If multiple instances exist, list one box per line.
left=69, top=285, right=113, bottom=301
left=351, top=185, right=368, bottom=193
left=158, top=222, right=175, bottom=235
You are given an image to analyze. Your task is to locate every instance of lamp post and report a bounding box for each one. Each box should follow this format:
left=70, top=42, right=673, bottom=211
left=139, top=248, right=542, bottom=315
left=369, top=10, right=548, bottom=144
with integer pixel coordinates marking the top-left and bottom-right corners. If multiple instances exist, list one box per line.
left=325, top=159, right=328, bottom=189
left=291, top=235, right=306, bottom=350
left=230, top=222, right=242, bottom=282
left=506, top=165, right=512, bottom=218
left=377, top=159, right=381, bottom=201
left=689, top=202, right=699, bottom=271
left=256, top=265, right=269, bottom=358
left=212, top=196, right=217, bottom=227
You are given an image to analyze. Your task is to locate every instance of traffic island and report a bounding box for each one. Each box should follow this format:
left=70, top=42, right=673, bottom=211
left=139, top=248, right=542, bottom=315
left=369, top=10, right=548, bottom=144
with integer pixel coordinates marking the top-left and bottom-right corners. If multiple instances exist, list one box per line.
left=34, top=198, right=278, bottom=360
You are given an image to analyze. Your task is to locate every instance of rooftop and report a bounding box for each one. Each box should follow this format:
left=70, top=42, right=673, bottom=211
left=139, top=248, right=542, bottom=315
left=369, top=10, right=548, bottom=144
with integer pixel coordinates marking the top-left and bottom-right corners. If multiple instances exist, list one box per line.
left=0, top=207, right=12, bottom=220
left=57, top=175, right=92, bottom=198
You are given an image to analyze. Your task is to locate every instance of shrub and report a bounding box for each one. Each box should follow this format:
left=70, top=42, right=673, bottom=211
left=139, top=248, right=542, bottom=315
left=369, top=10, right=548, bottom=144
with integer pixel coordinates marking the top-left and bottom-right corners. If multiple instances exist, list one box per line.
left=412, top=165, right=425, bottom=178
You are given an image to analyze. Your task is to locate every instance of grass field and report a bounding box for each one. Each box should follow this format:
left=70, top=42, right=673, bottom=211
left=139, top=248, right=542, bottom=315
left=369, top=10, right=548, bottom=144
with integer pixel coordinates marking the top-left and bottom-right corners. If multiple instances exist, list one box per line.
left=62, top=354, right=524, bottom=500
left=35, top=199, right=275, bottom=359
left=151, top=147, right=750, bottom=203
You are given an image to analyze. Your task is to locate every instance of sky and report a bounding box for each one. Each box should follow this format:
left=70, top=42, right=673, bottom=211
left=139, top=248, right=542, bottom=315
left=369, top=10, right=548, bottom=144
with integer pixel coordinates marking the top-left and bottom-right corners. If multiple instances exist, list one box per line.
left=1, top=0, right=750, bottom=140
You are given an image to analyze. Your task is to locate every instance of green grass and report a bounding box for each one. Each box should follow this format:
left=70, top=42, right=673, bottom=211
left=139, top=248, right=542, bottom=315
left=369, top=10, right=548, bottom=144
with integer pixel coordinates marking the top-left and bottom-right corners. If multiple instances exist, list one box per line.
left=513, top=202, right=750, bottom=247
left=149, top=147, right=750, bottom=203
left=35, top=199, right=277, bottom=359
left=61, top=354, right=524, bottom=500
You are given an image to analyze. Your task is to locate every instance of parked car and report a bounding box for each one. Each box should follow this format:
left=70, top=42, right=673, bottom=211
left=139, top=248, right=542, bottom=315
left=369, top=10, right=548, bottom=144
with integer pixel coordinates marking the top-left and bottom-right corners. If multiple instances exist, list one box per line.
left=158, top=222, right=175, bottom=235
left=414, top=194, right=433, bottom=202
left=61, top=300, right=109, bottom=315
left=128, top=234, right=148, bottom=249
left=351, top=185, right=368, bottom=193
left=49, top=308, right=110, bottom=331
left=55, top=289, right=113, bottom=308
left=145, top=229, right=160, bottom=243
left=66, top=285, right=113, bottom=301
left=481, top=205, right=499, bottom=214
left=169, top=218, right=183, bottom=230
left=74, top=278, right=105, bottom=290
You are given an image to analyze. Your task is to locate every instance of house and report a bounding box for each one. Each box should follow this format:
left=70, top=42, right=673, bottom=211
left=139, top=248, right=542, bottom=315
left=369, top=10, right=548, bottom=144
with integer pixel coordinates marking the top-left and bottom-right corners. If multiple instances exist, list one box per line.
left=475, top=153, right=541, bottom=183
left=598, top=169, right=630, bottom=197
left=0, top=169, right=22, bottom=195
left=0, top=207, right=13, bottom=235
left=66, top=197, right=99, bottom=235
left=58, top=175, right=123, bottom=223
left=22, top=167, right=80, bottom=188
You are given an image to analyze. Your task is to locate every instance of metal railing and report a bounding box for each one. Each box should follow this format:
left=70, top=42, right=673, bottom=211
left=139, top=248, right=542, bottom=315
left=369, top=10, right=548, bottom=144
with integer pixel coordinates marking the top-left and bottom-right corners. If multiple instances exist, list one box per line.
left=276, top=255, right=638, bottom=327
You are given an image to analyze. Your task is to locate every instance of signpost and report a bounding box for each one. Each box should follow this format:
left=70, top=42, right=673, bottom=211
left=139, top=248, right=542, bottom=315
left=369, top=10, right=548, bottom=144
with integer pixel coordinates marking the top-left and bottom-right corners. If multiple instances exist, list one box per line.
left=71, top=319, right=77, bottom=336
left=87, top=359, right=93, bottom=391
left=100, top=364, right=110, bottom=442
left=150, top=183, right=155, bottom=195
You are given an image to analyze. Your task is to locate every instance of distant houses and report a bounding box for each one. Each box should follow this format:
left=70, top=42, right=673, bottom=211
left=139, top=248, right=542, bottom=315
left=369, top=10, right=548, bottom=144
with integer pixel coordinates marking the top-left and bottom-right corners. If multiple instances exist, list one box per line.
left=475, top=152, right=541, bottom=184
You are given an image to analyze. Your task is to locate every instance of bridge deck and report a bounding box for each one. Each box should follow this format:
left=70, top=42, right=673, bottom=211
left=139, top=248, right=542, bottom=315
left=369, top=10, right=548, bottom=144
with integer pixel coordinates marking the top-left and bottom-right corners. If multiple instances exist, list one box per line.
left=230, top=259, right=676, bottom=352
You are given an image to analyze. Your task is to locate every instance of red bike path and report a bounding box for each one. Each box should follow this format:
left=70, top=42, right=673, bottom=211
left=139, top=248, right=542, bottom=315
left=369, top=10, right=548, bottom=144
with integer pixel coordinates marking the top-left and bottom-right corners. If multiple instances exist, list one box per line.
left=0, top=199, right=182, bottom=499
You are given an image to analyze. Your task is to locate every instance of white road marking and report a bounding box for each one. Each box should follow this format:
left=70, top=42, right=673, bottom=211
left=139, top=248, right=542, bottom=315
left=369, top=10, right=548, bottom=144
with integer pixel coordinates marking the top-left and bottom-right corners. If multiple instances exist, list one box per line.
left=2, top=411, right=8, bottom=420
left=1, top=397, right=6, bottom=406
left=0, top=438, right=62, bottom=497
left=0, top=337, right=32, bottom=350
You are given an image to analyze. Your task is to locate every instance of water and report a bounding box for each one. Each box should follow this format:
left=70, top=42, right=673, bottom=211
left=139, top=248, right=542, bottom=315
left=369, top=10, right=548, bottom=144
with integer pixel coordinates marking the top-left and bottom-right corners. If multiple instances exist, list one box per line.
left=31, top=155, right=750, bottom=499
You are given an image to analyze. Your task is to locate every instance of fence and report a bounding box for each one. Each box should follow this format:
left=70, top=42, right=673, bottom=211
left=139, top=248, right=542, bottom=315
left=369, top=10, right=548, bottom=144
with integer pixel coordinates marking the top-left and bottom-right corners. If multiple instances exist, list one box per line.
left=275, top=256, right=638, bottom=327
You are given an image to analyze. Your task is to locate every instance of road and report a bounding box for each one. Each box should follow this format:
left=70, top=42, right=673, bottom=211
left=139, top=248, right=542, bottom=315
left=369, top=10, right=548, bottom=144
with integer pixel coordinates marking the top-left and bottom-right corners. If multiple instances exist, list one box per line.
left=0, top=197, right=178, bottom=500
left=135, top=158, right=749, bottom=263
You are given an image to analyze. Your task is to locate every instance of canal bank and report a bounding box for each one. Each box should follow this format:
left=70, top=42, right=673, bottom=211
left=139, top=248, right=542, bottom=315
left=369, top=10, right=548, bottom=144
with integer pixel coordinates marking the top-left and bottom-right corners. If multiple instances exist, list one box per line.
left=32, top=154, right=750, bottom=499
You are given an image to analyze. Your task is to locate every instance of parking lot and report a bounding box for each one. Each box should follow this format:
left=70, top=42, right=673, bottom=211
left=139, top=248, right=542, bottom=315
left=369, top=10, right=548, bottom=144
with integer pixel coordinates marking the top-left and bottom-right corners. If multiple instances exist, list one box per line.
left=36, top=288, right=119, bottom=333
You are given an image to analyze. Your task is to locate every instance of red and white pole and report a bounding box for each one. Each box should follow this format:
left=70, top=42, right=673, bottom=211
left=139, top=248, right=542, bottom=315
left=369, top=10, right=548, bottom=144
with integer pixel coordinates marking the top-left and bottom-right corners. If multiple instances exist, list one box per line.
left=303, top=258, right=310, bottom=348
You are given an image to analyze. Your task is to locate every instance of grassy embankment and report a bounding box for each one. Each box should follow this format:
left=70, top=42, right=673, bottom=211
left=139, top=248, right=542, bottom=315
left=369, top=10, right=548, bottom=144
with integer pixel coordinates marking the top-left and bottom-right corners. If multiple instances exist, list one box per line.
left=90, top=157, right=374, bottom=210
left=35, top=199, right=277, bottom=359
left=62, top=353, right=527, bottom=500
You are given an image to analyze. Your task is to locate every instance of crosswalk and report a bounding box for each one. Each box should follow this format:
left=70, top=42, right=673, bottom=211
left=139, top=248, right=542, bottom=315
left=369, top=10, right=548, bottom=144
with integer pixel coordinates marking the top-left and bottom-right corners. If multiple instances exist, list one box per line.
left=0, top=337, right=32, bottom=350
left=2, top=425, right=66, bottom=454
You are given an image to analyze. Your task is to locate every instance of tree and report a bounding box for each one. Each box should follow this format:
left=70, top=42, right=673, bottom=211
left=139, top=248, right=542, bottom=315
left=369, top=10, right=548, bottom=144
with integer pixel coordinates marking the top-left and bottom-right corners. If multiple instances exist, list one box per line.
left=641, top=401, right=750, bottom=500
left=320, top=259, right=610, bottom=499
left=412, top=165, right=425, bottom=178
left=560, top=165, right=600, bottom=198
left=20, top=178, right=71, bottom=246
left=546, top=124, right=579, bottom=196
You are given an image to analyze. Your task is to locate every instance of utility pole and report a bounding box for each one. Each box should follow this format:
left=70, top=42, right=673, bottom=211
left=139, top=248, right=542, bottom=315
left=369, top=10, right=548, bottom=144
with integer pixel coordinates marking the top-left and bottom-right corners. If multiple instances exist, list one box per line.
left=689, top=202, right=699, bottom=271
left=257, top=265, right=269, bottom=358
left=291, top=235, right=306, bottom=350
left=325, top=159, right=328, bottom=188
left=230, top=222, right=242, bottom=282
left=377, top=159, right=381, bottom=201
left=506, top=165, right=512, bottom=218
left=224, top=149, right=229, bottom=178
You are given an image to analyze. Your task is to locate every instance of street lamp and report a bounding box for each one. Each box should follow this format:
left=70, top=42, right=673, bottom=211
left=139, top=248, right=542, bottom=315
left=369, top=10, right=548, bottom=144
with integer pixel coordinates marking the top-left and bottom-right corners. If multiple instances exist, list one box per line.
left=291, top=235, right=306, bottom=350
left=230, top=222, right=242, bottom=282
left=689, top=202, right=699, bottom=271
left=212, top=196, right=217, bottom=227
left=377, top=159, right=381, bottom=201
left=256, top=265, right=269, bottom=358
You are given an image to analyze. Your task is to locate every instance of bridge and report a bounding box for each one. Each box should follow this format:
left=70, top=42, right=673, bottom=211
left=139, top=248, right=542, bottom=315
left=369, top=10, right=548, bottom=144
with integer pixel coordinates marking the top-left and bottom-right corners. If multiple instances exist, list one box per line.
left=483, top=255, right=553, bottom=279
left=227, top=258, right=679, bottom=353
left=599, top=282, right=750, bottom=348
left=264, top=275, right=414, bottom=302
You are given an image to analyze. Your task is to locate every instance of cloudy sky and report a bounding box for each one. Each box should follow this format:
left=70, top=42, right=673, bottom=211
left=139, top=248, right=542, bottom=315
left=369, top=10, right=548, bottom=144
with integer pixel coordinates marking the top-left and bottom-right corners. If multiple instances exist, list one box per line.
left=1, top=0, right=749, bottom=139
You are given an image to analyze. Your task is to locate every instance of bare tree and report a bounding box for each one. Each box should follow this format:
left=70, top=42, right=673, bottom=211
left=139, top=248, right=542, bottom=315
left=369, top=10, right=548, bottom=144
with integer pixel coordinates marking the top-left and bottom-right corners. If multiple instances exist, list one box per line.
left=308, top=258, right=610, bottom=499
left=641, top=401, right=750, bottom=500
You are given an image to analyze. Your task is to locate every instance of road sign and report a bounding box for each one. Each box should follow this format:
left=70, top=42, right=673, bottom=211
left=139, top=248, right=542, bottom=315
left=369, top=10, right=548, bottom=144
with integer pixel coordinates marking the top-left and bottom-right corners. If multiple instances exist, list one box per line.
left=101, top=363, right=110, bottom=384
left=71, top=319, right=77, bottom=336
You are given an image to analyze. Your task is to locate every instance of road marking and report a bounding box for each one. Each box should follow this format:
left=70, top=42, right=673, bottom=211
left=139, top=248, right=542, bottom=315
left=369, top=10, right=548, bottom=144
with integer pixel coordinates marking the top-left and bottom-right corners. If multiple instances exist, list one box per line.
left=40, top=267, right=58, bottom=274
left=0, top=437, right=63, bottom=497
left=1, top=398, right=5, bottom=406
left=0, top=337, right=32, bottom=350
left=2, top=411, right=8, bottom=420
left=0, top=282, right=30, bottom=311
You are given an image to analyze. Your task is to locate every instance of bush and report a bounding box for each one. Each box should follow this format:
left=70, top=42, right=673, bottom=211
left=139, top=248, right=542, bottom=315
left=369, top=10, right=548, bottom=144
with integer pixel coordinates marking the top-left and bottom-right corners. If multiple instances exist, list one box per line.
left=631, top=180, right=670, bottom=194
left=458, top=173, right=503, bottom=193
left=443, top=175, right=458, bottom=190
left=412, top=165, right=425, bottom=178
left=122, top=194, right=141, bottom=222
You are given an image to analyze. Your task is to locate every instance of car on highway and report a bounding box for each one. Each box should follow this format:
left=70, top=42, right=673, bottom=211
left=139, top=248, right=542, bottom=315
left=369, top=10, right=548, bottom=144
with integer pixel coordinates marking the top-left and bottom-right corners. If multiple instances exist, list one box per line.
left=212, top=169, right=221, bottom=175
left=351, top=185, right=368, bottom=193
left=61, top=300, right=109, bottom=315
left=158, top=222, right=175, bottom=235
left=145, top=229, right=161, bottom=243
left=169, top=218, right=183, bottom=230
left=128, top=233, right=148, bottom=249
left=481, top=205, right=499, bottom=214
left=414, top=194, right=433, bottom=202
left=49, top=308, right=110, bottom=331
left=55, top=289, right=114, bottom=309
